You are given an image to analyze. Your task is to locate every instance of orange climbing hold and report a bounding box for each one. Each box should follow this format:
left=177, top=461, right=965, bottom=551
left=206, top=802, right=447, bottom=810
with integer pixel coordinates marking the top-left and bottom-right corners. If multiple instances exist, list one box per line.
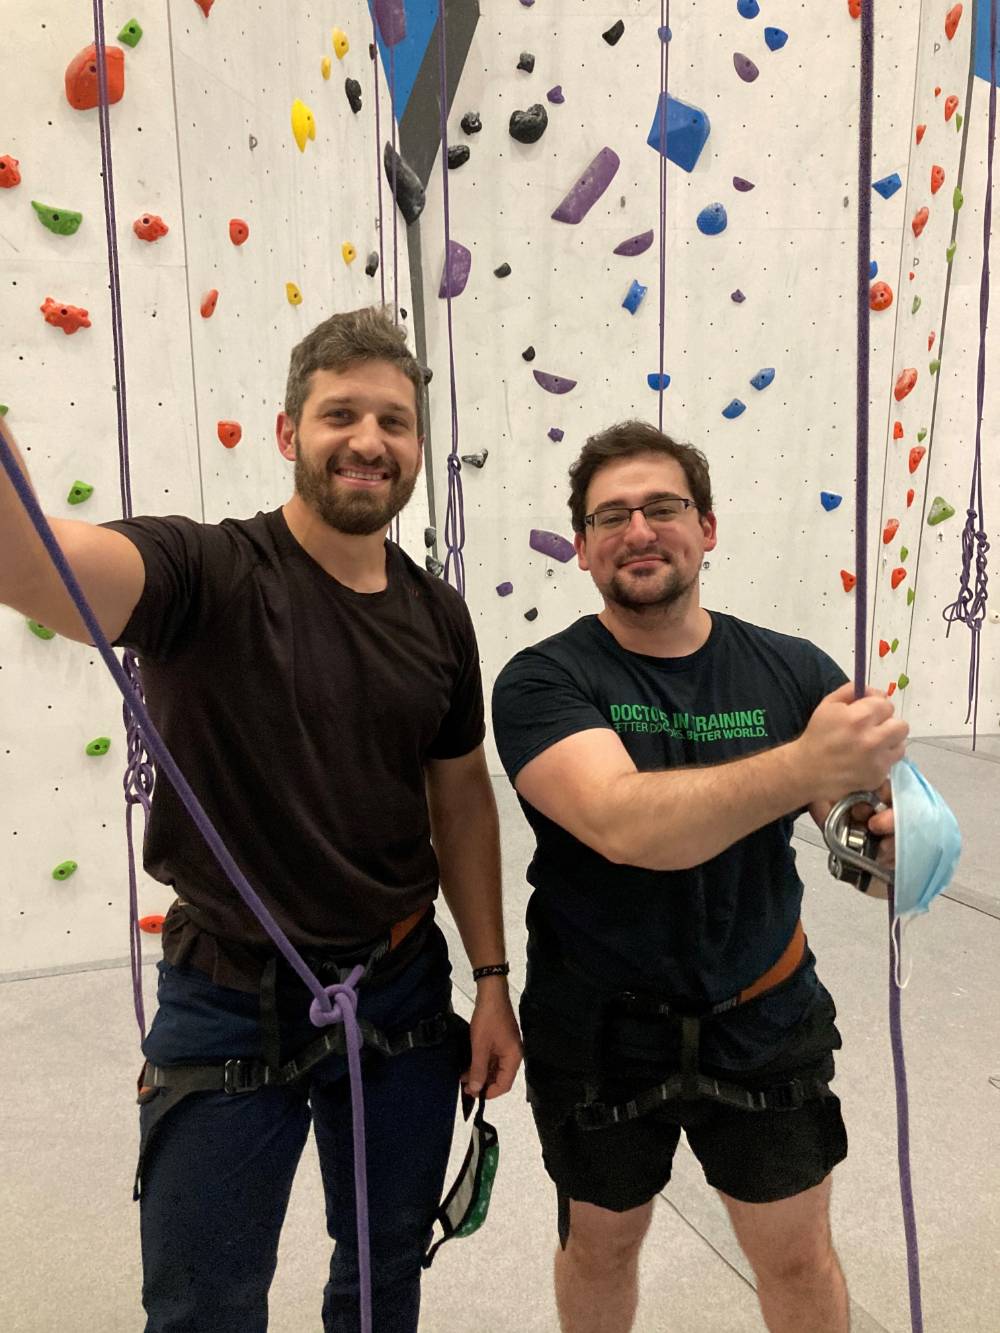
left=945, top=4, right=963, bottom=40
left=909, top=446, right=926, bottom=473
left=194, top=0, right=215, bottom=15
left=218, top=421, right=242, bottom=448
left=200, top=289, right=219, bottom=318
left=887, top=681, right=897, bottom=697
left=0, top=154, right=21, bottom=188
left=906, top=488, right=915, bottom=507
left=928, top=331, right=936, bottom=351
left=891, top=567, right=907, bottom=590
left=894, top=368, right=918, bottom=401
left=930, top=164, right=945, bottom=194
left=229, top=218, right=249, bottom=245
left=911, top=207, right=929, bottom=238
left=915, top=123, right=926, bottom=144
left=944, top=94, right=959, bottom=121
left=869, top=281, right=893, bottom=311
left=934, top=86, right=942, bottom=97
left=840, top=570, right=857, bottom=593
left=139, top=914, right=166, bottom=934
left=40, top=297, right=91, bottom=334
left=847, top=0, right=861, bottom=17
left=879, top=640, right=890, bottom=658
left=133, top=213, right=169, bottom=242
left=65, top=43, right=125, bottom=111
left=893, top=421, right=904, bottom=440
left=883, top=518, right=900, bottom=544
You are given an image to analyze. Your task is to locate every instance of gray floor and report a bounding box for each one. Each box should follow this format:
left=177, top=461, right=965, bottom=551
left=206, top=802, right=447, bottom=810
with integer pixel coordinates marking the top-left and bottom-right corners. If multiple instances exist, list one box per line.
left=2, top=739, right=998, bottom=1332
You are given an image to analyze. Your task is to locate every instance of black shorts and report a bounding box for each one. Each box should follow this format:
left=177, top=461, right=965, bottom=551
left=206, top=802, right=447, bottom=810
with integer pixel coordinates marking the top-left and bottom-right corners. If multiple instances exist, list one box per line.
left=524, top=988, right=848, bottom=1213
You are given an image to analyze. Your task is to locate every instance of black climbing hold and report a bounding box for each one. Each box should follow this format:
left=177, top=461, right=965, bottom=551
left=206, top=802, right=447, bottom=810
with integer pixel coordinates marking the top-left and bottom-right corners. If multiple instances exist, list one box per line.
left=448, top=144, right=470, bottom=169
left=522, top=346, right=536, bottom=361
left=424, top=526, right=436, bottom=548
left=345, top=78, right=362, bottom=114
left=494, top=262, right=511, bottom=277
left=421, top=365, right=433, bottom=384
left=461, top=450, right=489, bottom=468
left=517, top=52, right=535, bottom=73
left=400, top=308, right=408, bottom=319
left=365, top=251, right=380, bottom=277
left=425, top=555, right=444, bottom=578
left=602, top=19, right=625, bottom=45
left=524, top=607, right=539, bottom=622
left=383, top=144, right=426, bottom=224
left=461, top=111, right=482, bottom=135
left=509, top=104, right=548, bottom=144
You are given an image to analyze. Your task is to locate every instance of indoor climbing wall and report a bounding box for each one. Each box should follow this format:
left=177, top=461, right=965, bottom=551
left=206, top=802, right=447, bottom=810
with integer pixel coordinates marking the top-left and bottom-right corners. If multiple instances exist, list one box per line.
left=0, top=0, right=422, bottom=972
left=409, top=0, right=998, bottom=764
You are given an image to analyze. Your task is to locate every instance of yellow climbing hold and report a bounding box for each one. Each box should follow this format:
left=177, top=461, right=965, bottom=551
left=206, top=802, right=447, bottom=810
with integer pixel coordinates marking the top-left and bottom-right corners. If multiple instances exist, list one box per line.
left=286, top=282, right=303, bottom=305
left=332, top=28, right=349, bottom=59
left=342, top=242, right=357, bottom=265
left=291, top=99, right=316, bottom=152
left=321, top=55, right=332, bottom=80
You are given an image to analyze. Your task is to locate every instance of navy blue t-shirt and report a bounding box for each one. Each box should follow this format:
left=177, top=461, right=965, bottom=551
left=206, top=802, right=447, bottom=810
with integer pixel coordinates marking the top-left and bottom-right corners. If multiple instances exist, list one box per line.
left=492, top=611, right=848, bottom=1069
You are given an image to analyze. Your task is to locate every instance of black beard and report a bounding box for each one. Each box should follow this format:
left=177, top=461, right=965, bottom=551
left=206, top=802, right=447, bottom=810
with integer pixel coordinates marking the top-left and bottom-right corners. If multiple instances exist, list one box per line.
left=605, top=559, right=699, bottom=613
left=294, top=452, right=418, bottom=536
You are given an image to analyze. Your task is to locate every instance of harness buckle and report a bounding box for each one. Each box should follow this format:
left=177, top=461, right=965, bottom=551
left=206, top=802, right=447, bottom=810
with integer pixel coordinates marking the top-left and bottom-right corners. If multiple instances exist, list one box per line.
left=223, top=1059, right=259, bottom=1094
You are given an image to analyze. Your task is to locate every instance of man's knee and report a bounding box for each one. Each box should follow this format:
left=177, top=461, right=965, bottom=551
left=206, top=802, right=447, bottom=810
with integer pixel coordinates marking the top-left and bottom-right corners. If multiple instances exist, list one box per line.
left=753, top=1236, right=840, bottom=1288
left=561, top=1197, right=654, bottom=1270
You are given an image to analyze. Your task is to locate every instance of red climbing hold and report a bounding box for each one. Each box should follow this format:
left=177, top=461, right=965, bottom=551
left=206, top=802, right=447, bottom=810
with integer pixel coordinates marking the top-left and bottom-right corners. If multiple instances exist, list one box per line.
left=893, top=421, right=904, bottom=440
left=883, top=518, right=900, bottom=544
left=909, top=446, right=926, bottom=473
left=229, top=218, right=249, bottom=245
left=934, top=86, right=942, bottom=97
left=891, top=567, right=907, bottom=590
left=894, top=368, right=918, bottom=401
left=911, top=207, right=929, bottom=238
left=194, top=0, right=215, bottom=15
left=945, top=4, right=963, bottom=40
left=847, top=0, right=861, bottom=17
left=133, top=213, right=169, bottom=242
left=944, top=94, right=959, bottom=121
left=906, top=488, right=915, bottom=507
left=0, top=155, right=21, bottom=188
left=200, top=289, right=219, bottom=318
left=928, top=330, right=936, bottom=351
left=218, top=421, right=242, bottom=448
left=869, top=281, right=893, bottom=311
left=931, top=164, right=945, bottom=194
left=879, top=640, right=890, bottom=658
left=915, top=124, right=926, bottom=144
left=887, top=681, right=897, bottom=697
left=840, top=570, right=857, bottom=593
left=40, top=297, right=91, bottom=334
left=139, top=914, right=166, bottom=934
left=65, top=43, right=125, bottom=111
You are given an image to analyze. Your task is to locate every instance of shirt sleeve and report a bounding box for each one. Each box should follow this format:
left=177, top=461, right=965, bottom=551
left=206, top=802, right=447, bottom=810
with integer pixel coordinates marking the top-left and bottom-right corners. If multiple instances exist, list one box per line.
left=425, top=595, right=487, bottom=760
left=492, top=647, right=614, bottom=785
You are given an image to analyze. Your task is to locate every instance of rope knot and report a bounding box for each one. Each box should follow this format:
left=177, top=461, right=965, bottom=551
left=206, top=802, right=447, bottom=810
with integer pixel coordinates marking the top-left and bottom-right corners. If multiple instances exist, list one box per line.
left=447, top=453, right=462, bottom=474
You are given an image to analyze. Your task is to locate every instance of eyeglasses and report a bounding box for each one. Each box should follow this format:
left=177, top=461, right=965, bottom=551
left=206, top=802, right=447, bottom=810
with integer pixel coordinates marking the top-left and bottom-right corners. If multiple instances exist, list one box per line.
left=583, top=498, right=697, bottom=533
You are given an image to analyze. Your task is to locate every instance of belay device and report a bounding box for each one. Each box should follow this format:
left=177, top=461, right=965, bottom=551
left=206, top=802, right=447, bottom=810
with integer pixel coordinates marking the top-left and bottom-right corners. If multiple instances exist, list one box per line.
left=423, top=1089, right=499, bottom=1267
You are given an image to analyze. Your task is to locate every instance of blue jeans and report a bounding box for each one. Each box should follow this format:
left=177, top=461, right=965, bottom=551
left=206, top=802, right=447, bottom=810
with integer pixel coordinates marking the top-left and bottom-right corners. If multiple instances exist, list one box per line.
left=137, top=925, right=461, bottom=1333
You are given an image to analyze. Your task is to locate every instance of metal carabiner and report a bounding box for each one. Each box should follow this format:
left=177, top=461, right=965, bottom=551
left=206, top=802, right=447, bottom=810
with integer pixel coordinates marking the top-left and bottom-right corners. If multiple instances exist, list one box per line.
left=823, top=791, right=894, bottom=896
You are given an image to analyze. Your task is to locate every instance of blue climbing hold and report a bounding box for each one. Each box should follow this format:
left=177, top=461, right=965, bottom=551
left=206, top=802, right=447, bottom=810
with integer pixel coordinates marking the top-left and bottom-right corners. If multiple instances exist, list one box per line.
left=764, top=27, right=788, bottom=51
left=722, top=398, right=746, bottom=419
left=820, top=492, right=843, bottom=512
left=647, top=373, right=671, bottom=390
left=869, top=260, right=878, bottom=279
left=647, top=93, right=710, bottom=173
left=737, top=0, right=760, bottom=17
left=872, top=172, right=903, bottom=199
left=750, top=366, right=775, bottom=391
left=696, top=202, right=728, bottom=236
left=622, top=280, right=648, bottom=314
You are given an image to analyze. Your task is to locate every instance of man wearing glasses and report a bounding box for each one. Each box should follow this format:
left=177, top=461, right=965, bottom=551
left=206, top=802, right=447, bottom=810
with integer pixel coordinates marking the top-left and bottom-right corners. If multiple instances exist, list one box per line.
left=492, top=421, right=906, bottom=1333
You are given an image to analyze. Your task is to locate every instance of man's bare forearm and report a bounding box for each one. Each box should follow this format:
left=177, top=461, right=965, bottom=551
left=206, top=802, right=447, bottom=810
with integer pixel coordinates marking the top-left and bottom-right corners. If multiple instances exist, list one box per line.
left=0, top=423, right=51, bottom=602
left=428, top=769, right=507, bottom=970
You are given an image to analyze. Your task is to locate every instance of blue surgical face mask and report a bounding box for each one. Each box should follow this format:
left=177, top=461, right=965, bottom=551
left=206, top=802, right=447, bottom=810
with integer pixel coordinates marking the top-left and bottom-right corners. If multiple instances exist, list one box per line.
left=890, top=758, right=962, bottom=919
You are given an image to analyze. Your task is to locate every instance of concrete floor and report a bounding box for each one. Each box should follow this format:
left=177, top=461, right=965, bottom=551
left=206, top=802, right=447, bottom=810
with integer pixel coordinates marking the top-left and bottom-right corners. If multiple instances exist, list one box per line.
left=2, top=738, right=998, bottom=1332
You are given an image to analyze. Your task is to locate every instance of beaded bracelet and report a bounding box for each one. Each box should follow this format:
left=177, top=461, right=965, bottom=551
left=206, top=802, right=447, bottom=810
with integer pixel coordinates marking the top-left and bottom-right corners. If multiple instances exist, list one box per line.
left=472, top=963, right=510, bottom=981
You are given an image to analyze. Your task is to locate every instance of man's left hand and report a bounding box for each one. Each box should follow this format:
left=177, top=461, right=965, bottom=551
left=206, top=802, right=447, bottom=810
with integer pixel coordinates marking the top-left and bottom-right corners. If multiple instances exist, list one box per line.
left=463, top=984, right=523, bottom=1100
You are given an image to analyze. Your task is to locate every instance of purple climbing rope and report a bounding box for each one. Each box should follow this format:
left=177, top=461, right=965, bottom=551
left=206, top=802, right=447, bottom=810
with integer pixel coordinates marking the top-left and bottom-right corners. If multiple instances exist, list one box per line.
left=390, top=45, right=400, bottom=324
left=438, top=0, right=467, bottom=599
left=857, top=5, right=923, bottom=1329
left=372, top=9, right=387, bottom=308
left=656, top=3, right=670, bottom=432
left=943, top=0, right=995, bottom=746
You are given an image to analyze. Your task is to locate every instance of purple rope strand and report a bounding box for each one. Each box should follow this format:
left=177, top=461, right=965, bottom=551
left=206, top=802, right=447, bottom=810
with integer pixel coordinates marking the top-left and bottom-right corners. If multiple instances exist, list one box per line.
left=657, top=3, right=669, bottom=432
left=390, top=45, right=399, bottom=324
left=372, top=12, right=387, bottom=308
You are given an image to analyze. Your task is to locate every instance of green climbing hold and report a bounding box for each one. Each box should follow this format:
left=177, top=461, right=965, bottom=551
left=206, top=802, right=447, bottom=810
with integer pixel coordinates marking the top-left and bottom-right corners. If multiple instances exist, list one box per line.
left=891, top=638, right=899, bottom=653
left=900, top=546, right=909, bottom=561
left=911, top=296, right=921, bottom=314
left=27, top=620, right=56, bottom=640
left=953, top=186, right=964, bottom=211
left=86, top=736, right=112, bottom=757
left=946, top=243, right=956, bottom=263
left=929, top=358, right=940, bottom=375
left=917, top=427, right=927, bottom=442
left=906, top=587, right=915, bottom=605
left=928, top=496, right=956, bottom=525
left=67, top=480, right=94, bottom=505
left=52, top=860, right=78, bottom=881
left=31, top=200, right=83, bottom=236
left=118, top=19, right=143, bottom=47
left=897, top=674, right=910, bottom=690
left=956, top=113, right=963, bottom=132
left=0, top=404, right=8, bottom=416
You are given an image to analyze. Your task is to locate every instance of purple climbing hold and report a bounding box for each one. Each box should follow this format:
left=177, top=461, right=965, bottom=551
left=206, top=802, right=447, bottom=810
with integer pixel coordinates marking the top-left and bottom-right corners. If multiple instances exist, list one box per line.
left=613, top=229, right=654, bottom=256
left=373, top=0, right=406, bottom=47
left=731, top=289, right=746, bottom=303
left=496, top=581, right=514, bottom=596
left=530, top=529, right=576, bottom=563
left=733, top=53, right=760, bottom=82
left=533, top=370, right=577, bottom=395
left=519, top=0, right=534, bottom=6
left=548, top=427, right=565, bottom=442
left=547, top=85, right=565, bottom=104
left=658, top=26, right=671, bottom=42
left=439, top=240, right=472, bottom=298
left=732, top=176, right=755, bottom=192
left=551, top=147, right=621, bottom=224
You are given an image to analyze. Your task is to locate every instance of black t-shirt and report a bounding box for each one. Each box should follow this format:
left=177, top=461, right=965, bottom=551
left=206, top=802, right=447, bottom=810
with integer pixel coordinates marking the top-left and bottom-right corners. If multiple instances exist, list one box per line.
left=103, top=508, right=485, bottom=990
left=492, top=612, right=848, bottom=1069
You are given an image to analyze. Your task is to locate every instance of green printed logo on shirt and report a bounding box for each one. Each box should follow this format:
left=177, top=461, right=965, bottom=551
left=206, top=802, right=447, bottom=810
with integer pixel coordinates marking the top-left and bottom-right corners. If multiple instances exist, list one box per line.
left=609, top=702, right=769, bottom=743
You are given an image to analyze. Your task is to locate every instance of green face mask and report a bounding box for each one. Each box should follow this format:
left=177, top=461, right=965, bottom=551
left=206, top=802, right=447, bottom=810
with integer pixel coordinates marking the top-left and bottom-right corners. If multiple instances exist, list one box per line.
left=422, top=1090, right=499, bottom=1267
